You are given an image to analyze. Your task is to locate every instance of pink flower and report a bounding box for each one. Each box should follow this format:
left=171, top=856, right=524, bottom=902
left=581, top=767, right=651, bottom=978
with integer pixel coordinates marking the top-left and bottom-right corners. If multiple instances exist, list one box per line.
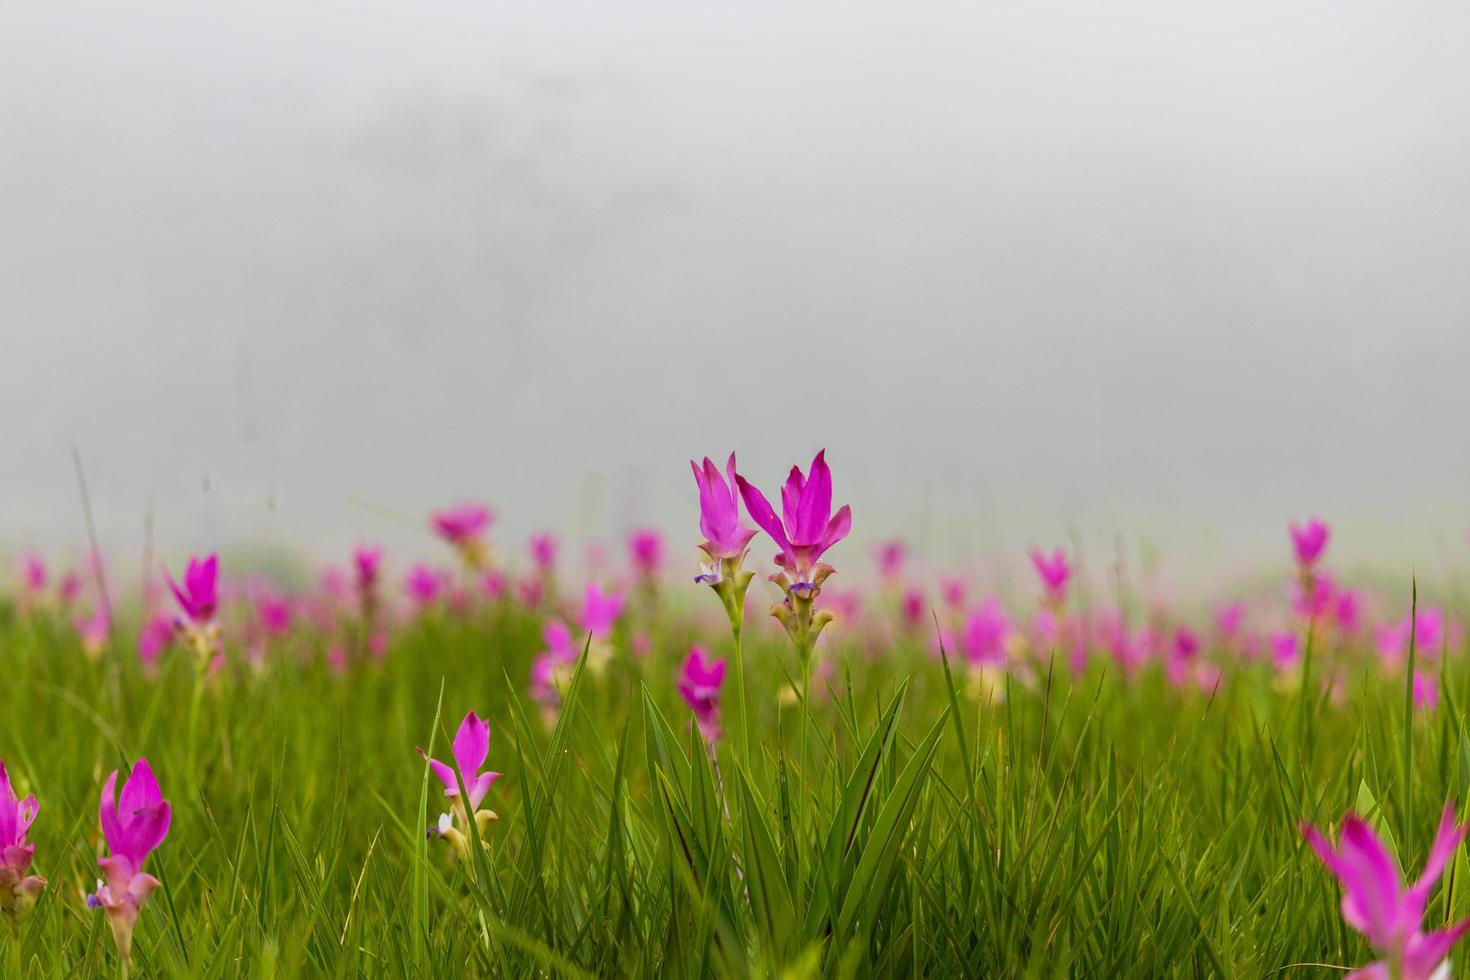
left=578, top=582, right=624, bottom=639
left=1289, top=518, right=1330, bottom=568
left=89, top=759, right=171, bottom=967
left=18, top=555, right=46, bottom=596
left=0, top=761, right=45, bottom=921
left=353, top=545, right=383, bottom=594
left=137, top=613, right=175, bottom=666
left=1415, top=672, right=1440, bottom=712
left=1215, top=602, right=1246, bottom=641
left=735, top=449, right=853, bottom=588
left=405, top=565, right=446, bottom=608
left=529, top=533, right=559, bottom=575
left=628, top=529, right=666, bottom=578
left=962, top=598, right=1011, bottom=667
left=1028, top=548, right=1071, bottom=606
left=900, top=588, right=927, bottom=630
left=873, top=539, right=908, bottom=582
left=1270, top=631, right=1300, bottom=671
left=940, top=577, right=967, bottom=610
left=690, top=453, right=759, bottom=564
left=431, top=504, right=494, bottom=570
left=75, top=607, right=110, bottom=658
left=57, top=571, right=83, bottom=607
left=256, top=592, right=293, bottom=636
left=165, top=554, right=219, bottom=625
left=419, top=713, right=501, bottom=857
left=1302, top=804, right=1470, bottom=979
left=677, top=646, right=726, bottom=741
left=431, top=504, right=493, bottom=545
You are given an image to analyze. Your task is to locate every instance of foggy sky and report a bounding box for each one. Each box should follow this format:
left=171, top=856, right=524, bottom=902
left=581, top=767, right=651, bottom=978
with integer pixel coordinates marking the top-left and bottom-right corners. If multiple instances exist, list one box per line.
left=2, top=1, right=1468, bottom=585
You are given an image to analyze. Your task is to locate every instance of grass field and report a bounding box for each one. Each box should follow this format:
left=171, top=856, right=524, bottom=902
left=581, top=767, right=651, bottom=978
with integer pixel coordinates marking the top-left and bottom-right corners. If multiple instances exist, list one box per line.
left=0, top=495, right=1465, bottom=977
left=0, top=573, right=1462, bottom=978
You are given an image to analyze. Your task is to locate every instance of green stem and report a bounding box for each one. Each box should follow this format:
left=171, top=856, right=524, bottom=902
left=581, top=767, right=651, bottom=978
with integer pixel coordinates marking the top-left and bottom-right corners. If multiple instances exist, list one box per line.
left=731, top=621, right=749, bottom=770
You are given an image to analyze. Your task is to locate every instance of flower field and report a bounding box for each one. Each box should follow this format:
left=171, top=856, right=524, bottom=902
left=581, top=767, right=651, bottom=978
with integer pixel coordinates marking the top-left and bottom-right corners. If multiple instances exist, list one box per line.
left=1, top=451, right=1466, bottom=978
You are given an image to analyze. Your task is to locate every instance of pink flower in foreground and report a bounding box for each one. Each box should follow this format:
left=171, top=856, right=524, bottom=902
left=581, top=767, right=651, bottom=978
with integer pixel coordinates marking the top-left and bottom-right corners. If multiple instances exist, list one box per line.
left=736, top=449, right=853, bottom=590
left=1302, top=804, right=1470, bottom=979
left=690, top=453, right=760, bottom=569
left=1029, top=548, right=1072, bottom=606
left=0, top=761, right=45, bottom=921
left=89, top=759, right=170, bottom=968
left=419, top=712, right=501, bottom=858
left=628, top=528, right=666, bottom=579
left=678, top=646, right=726, bottom=741
left=578, top=582, right=624, bottom=640
left=1289, top=518, right=1330, bottom=569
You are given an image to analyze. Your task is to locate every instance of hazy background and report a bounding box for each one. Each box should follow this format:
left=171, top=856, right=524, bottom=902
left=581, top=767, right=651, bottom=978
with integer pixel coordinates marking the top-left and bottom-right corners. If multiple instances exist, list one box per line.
left=3, top=1, right=1468, bottom=587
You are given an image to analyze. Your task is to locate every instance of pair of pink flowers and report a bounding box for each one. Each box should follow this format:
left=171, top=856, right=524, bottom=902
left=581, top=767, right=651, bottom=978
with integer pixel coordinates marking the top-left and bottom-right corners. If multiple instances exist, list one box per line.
left=1304, top=805, right=1470, bottom=979
left=80, top=759, right=172, bottom=968
left=0, top=762, right=45, bottom=922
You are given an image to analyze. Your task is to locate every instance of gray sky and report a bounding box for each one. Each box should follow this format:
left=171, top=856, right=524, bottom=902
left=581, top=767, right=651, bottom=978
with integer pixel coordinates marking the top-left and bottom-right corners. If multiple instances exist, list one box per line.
left=2, top=1, right=1467, bottom=585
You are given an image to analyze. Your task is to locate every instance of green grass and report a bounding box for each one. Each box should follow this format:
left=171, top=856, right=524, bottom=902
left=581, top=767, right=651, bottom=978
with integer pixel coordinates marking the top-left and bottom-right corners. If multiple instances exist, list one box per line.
left=0, top=593, right=1463, bottom=978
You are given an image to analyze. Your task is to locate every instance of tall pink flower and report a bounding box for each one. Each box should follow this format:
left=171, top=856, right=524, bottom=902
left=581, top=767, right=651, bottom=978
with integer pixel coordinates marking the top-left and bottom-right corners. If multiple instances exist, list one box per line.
left=0, top=761, right=45, bottom=922
left=431, top=503, right=494, bottom=569
left=165, top=555, right=221, bottom=662
left=736, top=449, right=852, bottom=590
left=1029, top=549, right=1071, bottom=606
left=678, top=646, right=726, bottom=741
left=691, top=453, right=759, bottom=567
left=90, top=759, right=171, bottom=968
left=1302, top=804, right=1470, bottom=979
left=420, top=712, right=501, bottom=858
left=1290, top=518, right=1331, bottom=569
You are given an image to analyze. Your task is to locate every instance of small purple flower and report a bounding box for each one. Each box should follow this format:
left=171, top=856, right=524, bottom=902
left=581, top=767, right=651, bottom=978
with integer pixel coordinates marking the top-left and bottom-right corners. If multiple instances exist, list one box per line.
left=431, top=503, right=494, bottom=569
left=405, top=565, right=446, bottom=608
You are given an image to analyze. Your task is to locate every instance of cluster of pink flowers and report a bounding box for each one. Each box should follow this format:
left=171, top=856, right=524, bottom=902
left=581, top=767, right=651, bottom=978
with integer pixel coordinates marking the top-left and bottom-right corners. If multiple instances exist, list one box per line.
left=0, top=755, right=172, bottom=969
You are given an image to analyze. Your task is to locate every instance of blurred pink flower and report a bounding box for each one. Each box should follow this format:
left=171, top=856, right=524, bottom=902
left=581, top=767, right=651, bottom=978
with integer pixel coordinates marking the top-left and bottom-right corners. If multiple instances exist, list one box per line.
left=165, top=555, right=219, bottom=626
left=1028, top=548, right=1071, bottom=606
left=962, top=598, right=1011, bottom=667
left=529, top=533, right=559, bottom=575
left=405, top=565, right=446, bottom=608
left=690, top=453, right=759, bottom=564
left=873, top=539, right=907, bottom=582
left=677, top=646, right=726, bottom=741
left=578, top=583, right=624, bottom=639
left=628, top=529, right=666, bottom=578
left=1289, top=518, right=1330, bottom=568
